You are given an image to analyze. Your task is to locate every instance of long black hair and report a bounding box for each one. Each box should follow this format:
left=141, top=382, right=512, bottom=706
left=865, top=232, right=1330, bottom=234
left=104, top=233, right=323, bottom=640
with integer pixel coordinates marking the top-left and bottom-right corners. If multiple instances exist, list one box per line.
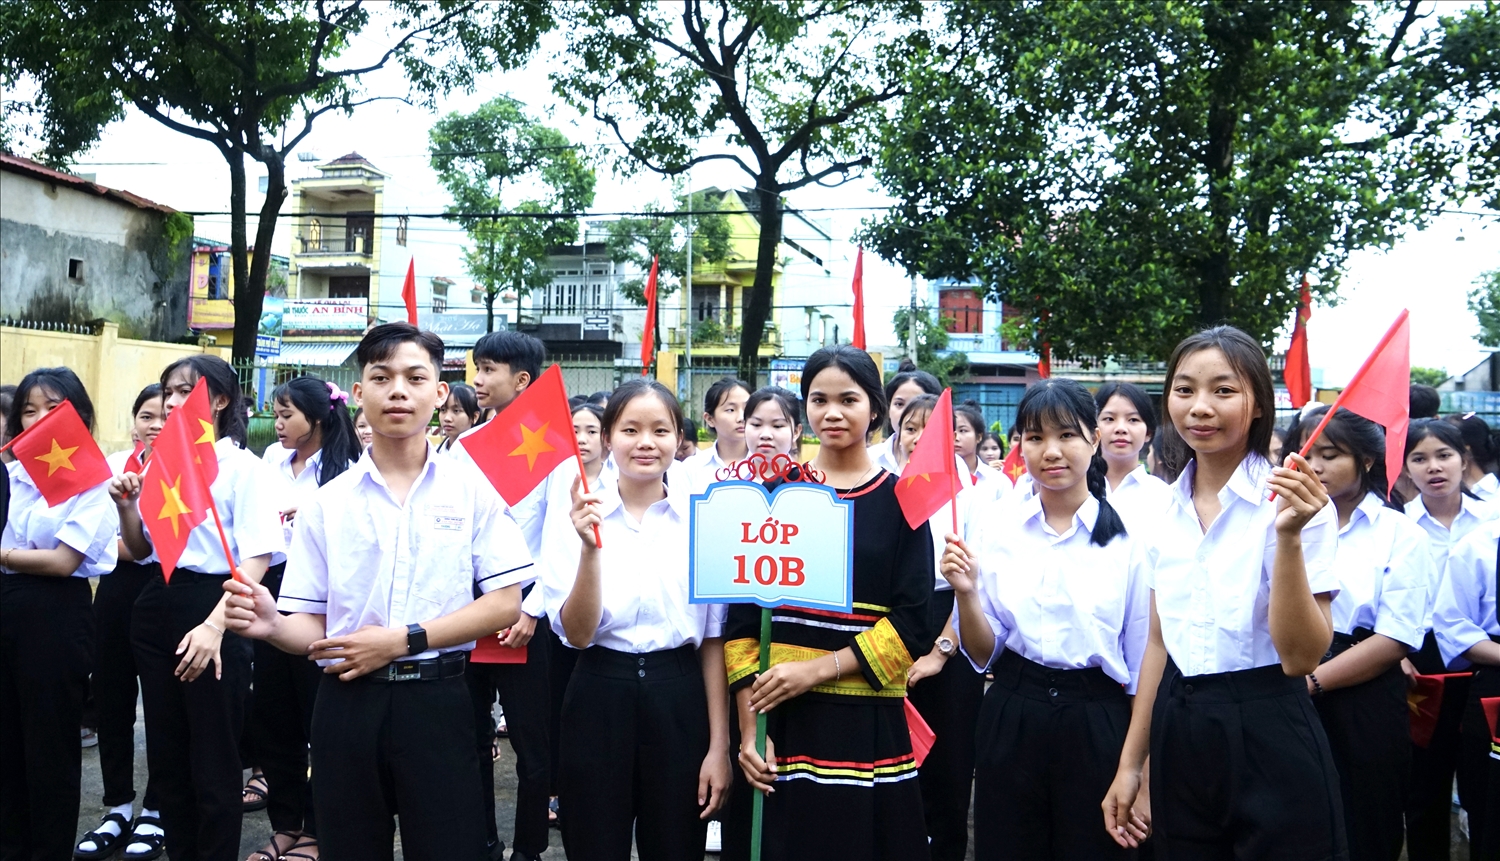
left=1159, top=326, right=1275, bottom=478
left=161, top=355, right=248, bottom=447
left=802, top=345, right=888, bottom=439
left=1094, top=381, right=1158, bottom=443
left=1405, top=418, right=1481, bottom=501
left=270, top=376, right=362, bottom=486
left=1284, top=405, right=1401, bottom=510
left=5, top=367, right=95, bottom=439
left=882, top=359, right=941, bottom=434
left=1445, top=413, right=1498, bottom=475
left=1013, top=378, right=1127, bottom=546
left=443, top=383, right=484, bottom=427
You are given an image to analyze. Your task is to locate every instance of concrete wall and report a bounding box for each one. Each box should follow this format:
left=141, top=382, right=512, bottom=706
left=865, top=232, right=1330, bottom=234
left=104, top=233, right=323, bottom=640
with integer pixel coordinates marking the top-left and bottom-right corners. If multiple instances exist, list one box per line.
left=0, top=171, right=191, bottom=341
left=1, top=323, right=229, bottom=454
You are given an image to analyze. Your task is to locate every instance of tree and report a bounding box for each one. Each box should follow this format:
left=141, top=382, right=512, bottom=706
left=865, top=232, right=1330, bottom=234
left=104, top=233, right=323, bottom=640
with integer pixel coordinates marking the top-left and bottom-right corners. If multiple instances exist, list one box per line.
left=1410, top=366, right=1449, bottom=388
left=428, top=98, right=596, bottom=333
left=551, top=0, right=924, bottom=381
left=866, top=0, right=1500, bottom=364
left=1469, top=268, right=1500, bottom=349
left=890, top=306, right=968, bottom=388
left=1, top=1, right=554, bottom=360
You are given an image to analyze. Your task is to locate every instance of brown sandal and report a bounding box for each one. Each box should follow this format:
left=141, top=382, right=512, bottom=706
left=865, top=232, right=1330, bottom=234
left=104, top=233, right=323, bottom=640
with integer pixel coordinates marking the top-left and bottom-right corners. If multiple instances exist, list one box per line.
left=244, top=830, right=298, bottom=861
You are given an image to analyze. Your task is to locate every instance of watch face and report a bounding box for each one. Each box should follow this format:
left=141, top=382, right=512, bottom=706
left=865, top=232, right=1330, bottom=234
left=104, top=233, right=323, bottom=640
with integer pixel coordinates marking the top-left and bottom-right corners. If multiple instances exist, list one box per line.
left=937, top=637, right=955, bottom=655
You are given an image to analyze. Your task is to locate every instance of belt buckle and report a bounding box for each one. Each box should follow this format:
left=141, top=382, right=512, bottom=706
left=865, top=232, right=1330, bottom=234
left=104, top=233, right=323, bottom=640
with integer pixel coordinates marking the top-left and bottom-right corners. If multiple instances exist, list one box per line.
left=388, top=661, right=422, bottom=682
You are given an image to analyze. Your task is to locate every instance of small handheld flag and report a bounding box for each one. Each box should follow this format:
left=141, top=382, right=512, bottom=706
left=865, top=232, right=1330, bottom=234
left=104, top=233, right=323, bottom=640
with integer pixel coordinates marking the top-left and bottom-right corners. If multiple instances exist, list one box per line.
left=140, top=382, right=218, bottom=580
left=641, top=255, right=659, bottom=376
left=0, top=400, right=111, bottom=506
left=1000, top=443, right=1026, bottom=487
left=851, top=247, right=866, bottom=350
left=1285, top=278, right=1313, bottom=408
left=894, top=389, right=962, bottom=532
left=402, top=257, right=419, bottom=325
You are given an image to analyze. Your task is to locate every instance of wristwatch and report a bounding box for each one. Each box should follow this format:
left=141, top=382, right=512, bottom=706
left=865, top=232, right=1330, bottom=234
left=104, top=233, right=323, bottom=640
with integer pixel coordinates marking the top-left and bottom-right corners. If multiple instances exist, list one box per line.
left=406, top=623, right=429, bottom=656
left=935, top=636, right=956, bottom=657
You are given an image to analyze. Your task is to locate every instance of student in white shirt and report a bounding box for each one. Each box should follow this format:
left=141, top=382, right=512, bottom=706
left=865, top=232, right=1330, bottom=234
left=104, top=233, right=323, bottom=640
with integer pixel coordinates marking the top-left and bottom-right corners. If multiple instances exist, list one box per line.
left=1286, top=405, right=1433, bottom=861
left=867, top=362, right=940, bottom=473
left=1431, top=520, right=1500, bottom=856
left=436, top=382, right=482, bottom=456
left=111, top=355, right=284, bottom=861
left=242, top=375, right=363, bottom=861
left=76, top=384, right=166, bottom=861
left=1403, top=418, right=1497, bottom=577
left=683, top=376, right=751, bottom=491
left=556, top=378, right=731, bottom=860
left=1103, top=325, right=1346, bottom=858
left=1094, top=382, right=1173, bottom=538
left=0, top=368, right=119, bottom=861
left=942, top=378, right=1149, bottom=860
left=977, top=431, right=1004, bottom=471
left=741, top=386, right=802, bottom=475
left=224, top=323, right=534, bottom=860
left=1447, top=412, right=1500, bottom=503
left=955, top=400, right=1006, bottom=505
left=352, top=406, right=373, bottom=450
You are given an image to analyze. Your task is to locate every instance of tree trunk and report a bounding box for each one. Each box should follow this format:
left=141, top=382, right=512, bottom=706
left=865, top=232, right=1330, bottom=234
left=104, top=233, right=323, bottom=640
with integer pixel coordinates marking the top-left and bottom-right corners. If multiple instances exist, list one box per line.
left=738, top=185, right=781, bottom=383
left=233, top=152, right=286, bottom=362
left=226, top=149, right=252, bottom=361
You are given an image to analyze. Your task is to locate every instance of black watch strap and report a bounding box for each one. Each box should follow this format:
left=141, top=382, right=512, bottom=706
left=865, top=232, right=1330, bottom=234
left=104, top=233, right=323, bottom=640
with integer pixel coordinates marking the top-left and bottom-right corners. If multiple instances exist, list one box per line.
left=406, top=623, right=428, bottom=656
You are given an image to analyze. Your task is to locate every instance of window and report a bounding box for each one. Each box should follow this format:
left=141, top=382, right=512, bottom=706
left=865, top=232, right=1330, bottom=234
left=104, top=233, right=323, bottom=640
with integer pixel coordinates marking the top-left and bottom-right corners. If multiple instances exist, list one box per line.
left=257, top=175, right=269, bottom=193
left=207, top=252, right=228, bottom=299
left=68, top=258, right=83, bottom=280
left=432, top=296, right=447, bottom=313
left=397, top=216, right=409, bottom=246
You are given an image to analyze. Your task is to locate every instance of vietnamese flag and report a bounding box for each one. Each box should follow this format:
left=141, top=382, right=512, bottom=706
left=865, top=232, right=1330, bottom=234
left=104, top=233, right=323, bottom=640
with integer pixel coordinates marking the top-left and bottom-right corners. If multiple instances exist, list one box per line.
left=1409, top=672, right=1471, bottom=747
left=851, top=247, right=866, bottom=350
left=177, top=378, right=221, bottom=483
left=3, top=400, right=111, bottom=506
left=402, top=257, right=419, bottom=325
left=904, top=698, right=936, bottom=768
left=124, top=439, right=147, bottom=475
left=139, top=384, right=219, bottom=580
left=460, top=364, right=579, bottom=506
left=641, top=255, right=659, bottom=376
left=1000, top=443, right=1026, bottom=487
left=1293, top=309, right=1409, bottom=494
left=1285, top=277, right=1313, bottom=408
left=894, top=389, right=963, bottom=530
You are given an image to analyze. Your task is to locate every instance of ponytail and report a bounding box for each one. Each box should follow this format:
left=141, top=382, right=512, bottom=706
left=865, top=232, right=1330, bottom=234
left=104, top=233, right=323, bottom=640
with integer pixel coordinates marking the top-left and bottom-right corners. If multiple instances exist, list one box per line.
left=271, top=376, right=362, bottom=486
left=1086, top=449, right=1128, bottom=547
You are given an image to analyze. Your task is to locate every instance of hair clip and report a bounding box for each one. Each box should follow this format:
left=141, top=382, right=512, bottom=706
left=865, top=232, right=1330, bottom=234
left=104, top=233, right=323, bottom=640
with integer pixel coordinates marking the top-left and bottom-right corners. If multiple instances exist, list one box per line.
left=326, top=381, right=350, bottom=405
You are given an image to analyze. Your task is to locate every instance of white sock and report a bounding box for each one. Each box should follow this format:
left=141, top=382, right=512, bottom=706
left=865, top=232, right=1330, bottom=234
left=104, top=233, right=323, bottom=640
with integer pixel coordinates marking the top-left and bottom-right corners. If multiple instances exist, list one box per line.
left=78, top=804, right=133, bottom=851
left=126, top=811, right=164, bottom=855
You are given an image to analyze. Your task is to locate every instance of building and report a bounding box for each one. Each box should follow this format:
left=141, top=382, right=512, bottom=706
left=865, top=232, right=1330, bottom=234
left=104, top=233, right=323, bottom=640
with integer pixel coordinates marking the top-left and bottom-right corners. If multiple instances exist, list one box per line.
left=186, top=237, right=289, bottom=349
left=925, top=276, right=1041, bottom=431
left=0, top=153, right=191, bottom=341
left=526, top=222, right=646, bottom=359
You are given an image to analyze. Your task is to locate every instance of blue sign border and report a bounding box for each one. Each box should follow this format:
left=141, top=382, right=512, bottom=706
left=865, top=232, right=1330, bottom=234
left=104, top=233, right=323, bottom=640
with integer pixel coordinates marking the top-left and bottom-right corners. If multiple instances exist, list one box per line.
left=688, top=479, right=854, bottom=613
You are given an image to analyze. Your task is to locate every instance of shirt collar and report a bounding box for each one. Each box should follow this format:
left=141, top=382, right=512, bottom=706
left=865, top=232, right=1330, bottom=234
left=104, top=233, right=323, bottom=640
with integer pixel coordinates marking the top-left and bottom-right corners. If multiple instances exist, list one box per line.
left=1020, top=490, right=1100, bottom=540
left=353, top=443, right=440, bottom=495
left=596, top=477, right=686, bottom=521
left=1173, top=455, right=1267, bottom=508
left=1344, top=491, right=1386, bottom=533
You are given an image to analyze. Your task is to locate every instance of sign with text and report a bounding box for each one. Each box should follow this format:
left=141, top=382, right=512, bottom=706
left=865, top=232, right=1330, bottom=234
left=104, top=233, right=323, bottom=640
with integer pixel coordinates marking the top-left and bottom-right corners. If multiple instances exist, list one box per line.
left=284, top=298, right=367, bottom=334
left=689, top=481, right=853, bottom=612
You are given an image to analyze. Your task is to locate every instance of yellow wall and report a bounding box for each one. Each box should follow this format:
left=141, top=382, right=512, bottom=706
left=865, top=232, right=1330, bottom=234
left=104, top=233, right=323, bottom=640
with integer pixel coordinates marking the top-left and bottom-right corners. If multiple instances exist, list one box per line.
left=2, top=323, right=230, bottom=454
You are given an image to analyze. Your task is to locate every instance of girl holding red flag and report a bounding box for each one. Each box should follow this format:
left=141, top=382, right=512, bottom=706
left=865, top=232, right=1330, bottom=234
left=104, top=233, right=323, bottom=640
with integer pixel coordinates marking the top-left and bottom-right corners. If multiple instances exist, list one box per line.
left=112, top=355, right=284, bottom=861
left=1, top=368, right=119, bottom=861
left=1102, top=326, right=1347, bottom=859
left=940, top=378, right=1149, bottom=860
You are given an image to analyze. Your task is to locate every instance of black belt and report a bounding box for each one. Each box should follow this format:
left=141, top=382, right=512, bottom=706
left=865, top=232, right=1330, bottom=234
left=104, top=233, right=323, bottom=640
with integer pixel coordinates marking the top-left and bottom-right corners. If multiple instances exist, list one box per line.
left=1323, top=626, right=1375, bottom=661
left=366, top=650, right=467, bottom=683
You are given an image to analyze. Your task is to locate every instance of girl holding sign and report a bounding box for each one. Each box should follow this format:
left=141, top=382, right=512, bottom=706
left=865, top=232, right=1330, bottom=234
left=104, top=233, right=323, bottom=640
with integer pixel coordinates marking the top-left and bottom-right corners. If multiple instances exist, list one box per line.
left=726, top=345, right=935, bottom=861
left=1102, top=326, right=1346, bottom=858
left=940, top=378, right=1149, bottom=860
left=556, top=379, right=731, bottom=860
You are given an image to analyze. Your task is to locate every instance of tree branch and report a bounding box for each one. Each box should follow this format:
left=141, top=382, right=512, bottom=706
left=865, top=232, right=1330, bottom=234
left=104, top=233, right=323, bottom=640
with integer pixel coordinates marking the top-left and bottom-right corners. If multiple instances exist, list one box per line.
left=131, top=98, right=232, bottom=152
left=779, top=155, right=871, bottom=191
left=1383, top=0, right=1423, bottom=67
left=170, top=0, right=253, bottom=74
left=276, top=96, right=406, bottom=156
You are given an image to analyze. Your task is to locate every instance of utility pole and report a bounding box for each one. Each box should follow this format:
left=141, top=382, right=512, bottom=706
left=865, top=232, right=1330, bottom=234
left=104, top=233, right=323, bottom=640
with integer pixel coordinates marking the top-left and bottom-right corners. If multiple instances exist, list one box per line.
left=682, top=184, right=695, bottom=405
left=908, top=272, right=919, bottom=361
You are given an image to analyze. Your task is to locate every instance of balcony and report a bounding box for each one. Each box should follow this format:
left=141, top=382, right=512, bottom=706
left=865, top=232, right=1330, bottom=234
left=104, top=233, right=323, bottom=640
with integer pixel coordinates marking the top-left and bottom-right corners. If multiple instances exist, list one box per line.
left=665, top=320, right=781, bottom=353
left=297, top=229, right=372, bottom=256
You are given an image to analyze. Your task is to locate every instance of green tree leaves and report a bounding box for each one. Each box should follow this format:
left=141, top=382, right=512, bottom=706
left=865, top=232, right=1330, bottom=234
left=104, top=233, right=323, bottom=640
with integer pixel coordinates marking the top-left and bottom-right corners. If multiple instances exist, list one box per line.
left=1468, top=268, right=1500, bottom=349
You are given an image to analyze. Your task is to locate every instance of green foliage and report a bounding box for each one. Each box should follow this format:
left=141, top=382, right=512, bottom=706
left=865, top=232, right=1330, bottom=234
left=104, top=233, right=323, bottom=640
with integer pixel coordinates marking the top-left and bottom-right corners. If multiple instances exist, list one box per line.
left=605, top=188, right=732, bottom=305
left=1410, top=366, right=1449, bottom=388
left=1468, top=268, right=1500, bottom=349
left=890, top=305, right=969, bottom=388
left=867, top=0, right=1500, bottom=364
left=160, top=211, right=194, bottom=265
left=428, top=97, right=595, bottom=329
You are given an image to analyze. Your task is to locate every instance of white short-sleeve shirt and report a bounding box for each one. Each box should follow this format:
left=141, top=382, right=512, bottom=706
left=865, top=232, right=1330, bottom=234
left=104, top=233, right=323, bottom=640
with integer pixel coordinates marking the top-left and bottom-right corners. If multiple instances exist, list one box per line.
left=1431, top=518, right=1500, bottom=669
left=1150, top=455, right=1339, bottom=677
left=1329, top=493, right=1432, bottom=650
left=136, top=438, right=286, bottom=572
left=1105, top=464, right=1174, bottom=542
left=1405, top=493, right=1499, bottom=606
left=2, top=461, right=118, bottom=579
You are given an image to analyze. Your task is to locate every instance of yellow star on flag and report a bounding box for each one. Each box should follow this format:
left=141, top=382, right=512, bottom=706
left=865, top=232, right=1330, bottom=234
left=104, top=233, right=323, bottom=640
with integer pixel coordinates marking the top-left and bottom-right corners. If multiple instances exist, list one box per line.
left=195, top=419, right=216, bottom=445
left=34, top=438, right=79, bottom=476
left=1006, top=462, right=1026, bottom=480
left=508, top=421, right=557, bottom=471
left=155, top=476, right=194, bottom=538
left=1407, top=691, right=1429, bottom=716
left=902, top=472, right=932, bottom=489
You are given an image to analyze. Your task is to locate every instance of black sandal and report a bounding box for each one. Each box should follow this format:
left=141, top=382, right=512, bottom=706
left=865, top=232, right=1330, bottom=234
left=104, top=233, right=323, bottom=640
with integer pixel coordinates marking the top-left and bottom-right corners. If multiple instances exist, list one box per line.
left=242, top=771, right=269, bottom=812
left=122, top=815, right=166, bottom=861
left=247, top=830, right=300, bottom=861
left=73, top=811, right=130, bottom=860
left=282, top=835, right=320, bottom=861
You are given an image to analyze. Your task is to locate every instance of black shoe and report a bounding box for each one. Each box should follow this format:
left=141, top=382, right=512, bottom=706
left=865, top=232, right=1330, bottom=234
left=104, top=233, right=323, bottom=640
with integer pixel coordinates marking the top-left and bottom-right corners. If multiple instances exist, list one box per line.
left=122, top=816, right=166, bottom=861
left=510, top=852, right=542, bottom=861
left=73, top=812, right=129, bottom=860
left=486, top=839, right=506, bottom=861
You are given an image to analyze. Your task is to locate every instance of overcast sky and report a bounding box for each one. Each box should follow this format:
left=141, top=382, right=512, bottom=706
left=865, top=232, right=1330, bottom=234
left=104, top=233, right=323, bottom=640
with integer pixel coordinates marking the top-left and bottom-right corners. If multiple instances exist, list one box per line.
left=61, top=24, right=1499, bottom=387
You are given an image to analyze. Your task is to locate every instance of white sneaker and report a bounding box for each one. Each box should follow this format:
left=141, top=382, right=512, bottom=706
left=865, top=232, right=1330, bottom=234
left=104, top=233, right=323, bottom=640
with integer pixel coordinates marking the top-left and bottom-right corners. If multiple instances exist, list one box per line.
left=705, top=820, right=722, bottom=853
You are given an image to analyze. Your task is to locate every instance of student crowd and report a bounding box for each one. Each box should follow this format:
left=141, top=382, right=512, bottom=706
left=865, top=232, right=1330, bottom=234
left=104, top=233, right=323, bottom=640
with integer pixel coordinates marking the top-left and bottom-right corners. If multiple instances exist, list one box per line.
left=1, top=320, right=1497, bottom=861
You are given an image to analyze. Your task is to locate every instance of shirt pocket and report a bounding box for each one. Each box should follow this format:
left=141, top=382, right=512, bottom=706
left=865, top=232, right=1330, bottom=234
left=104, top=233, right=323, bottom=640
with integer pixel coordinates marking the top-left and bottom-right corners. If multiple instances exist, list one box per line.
left=411, top=508, right=475, bottom=613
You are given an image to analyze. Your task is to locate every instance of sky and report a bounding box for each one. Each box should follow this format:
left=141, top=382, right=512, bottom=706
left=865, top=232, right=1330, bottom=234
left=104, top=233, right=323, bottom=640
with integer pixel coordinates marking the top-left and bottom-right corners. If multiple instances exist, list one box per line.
left=56, top=19, right=1500, bottom=388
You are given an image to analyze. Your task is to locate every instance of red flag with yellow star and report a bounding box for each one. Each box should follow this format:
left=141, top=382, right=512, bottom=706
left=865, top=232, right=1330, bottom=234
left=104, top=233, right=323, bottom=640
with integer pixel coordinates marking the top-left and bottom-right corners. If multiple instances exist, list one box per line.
left=1000, top=443, right=1026, bottom=486
left=139, top=381, right=219, bottom=580
left=3, top=399, right=111, bottom=507
left=894, top=388, right=962, bottom=530
left=460, top=364, right=580, bottom=506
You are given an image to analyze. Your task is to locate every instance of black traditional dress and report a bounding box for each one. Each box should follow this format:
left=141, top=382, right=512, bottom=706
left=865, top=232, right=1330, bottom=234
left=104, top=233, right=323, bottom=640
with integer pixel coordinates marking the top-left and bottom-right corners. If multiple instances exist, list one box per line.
left=723, top=470, right=935, bottom=861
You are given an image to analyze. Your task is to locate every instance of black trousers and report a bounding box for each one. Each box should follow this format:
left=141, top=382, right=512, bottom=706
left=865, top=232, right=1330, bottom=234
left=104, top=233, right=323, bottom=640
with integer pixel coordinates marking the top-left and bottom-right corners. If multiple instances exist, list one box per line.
left=246, top=563, right=320, bottom=836
left=1312, top=636, right=1410, bottom=861
left=546, top=622, right=577, bottom=797
left=1151, top=659, right=1347, bottom=861
left=0, top=574, right=93, bottom=861
left=467, top=633, right=551, bottom=857
left=311, top=665, right=486, bottom=861
left=1406, top=632, right=1470, bottom=861
left=973, top=649, right=1135, bottom=860
left=92, top=560, right=160, bottom=810
left=132, top=572, right=251, bottom=861
left=1458, top=665, right=1500, bottom=861
left=908, top=589, right=984, bottom=861
left=559, top=644, right=710, bottom=861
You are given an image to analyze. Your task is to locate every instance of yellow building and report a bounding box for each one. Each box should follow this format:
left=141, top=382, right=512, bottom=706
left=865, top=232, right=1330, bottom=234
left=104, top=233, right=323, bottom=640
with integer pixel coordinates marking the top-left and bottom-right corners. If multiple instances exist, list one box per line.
left=186, top=238, right=287, bottom=350
left=665, top=189, right=784, bottom=358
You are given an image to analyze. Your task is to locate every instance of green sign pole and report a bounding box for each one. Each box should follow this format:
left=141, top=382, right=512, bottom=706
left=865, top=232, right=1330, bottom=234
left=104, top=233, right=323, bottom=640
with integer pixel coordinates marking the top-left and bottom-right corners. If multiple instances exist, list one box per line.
left=750, top=606, right=771, bottom=861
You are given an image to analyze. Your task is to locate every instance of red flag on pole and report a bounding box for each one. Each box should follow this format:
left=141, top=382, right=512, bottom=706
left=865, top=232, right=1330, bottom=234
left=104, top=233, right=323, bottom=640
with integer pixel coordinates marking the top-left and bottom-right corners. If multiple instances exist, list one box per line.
left=641, top=255, right=659, bottom=376
left=402, top=257, right=419, bottom=325
left=1000, top=443, right=1026, bottom=487
left=851, top=247, right=866, bottom=350
left=1285, top=277, right=1313, bottom=408
left=0, top=400, right=111, bottom=506
left=139, top=386, right=218, bottom=580
left=1291, top=309, right=1409, bottom=494
left=1036, top=308, right=1051, bottom=379
left=179, top=380, right=221, bottom=483
left=460, top=365, right=579, bottom=506
left=894, top=389, right=963, bottom=530
left=124, top=439, right=147, bottom=474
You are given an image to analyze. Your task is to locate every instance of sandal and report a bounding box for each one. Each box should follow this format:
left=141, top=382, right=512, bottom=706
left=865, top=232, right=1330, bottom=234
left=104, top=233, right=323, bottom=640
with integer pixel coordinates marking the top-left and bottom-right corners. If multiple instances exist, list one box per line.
left=548, top=796, right=561, bottom=828
left=122, top=815, right=166, bottom=861
left=73, top=811, right=130, bottom=860
left=241, top=771, right=269, bottom=812
left=244, top=830, right=299, bottom=861
left=283, top=835, right=320, bottom=861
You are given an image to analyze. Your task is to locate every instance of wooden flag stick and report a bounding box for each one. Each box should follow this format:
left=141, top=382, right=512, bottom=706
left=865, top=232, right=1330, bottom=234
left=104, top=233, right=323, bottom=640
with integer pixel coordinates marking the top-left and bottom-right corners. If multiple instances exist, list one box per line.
left=206, top=497, right=245, bottom=584
left=575, top=452, right=603, bottom=549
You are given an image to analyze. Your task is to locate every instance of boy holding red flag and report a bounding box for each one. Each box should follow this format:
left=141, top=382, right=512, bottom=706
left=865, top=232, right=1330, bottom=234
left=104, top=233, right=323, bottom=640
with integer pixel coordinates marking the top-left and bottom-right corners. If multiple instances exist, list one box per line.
left=1, top=368, right=119, bottom=861
left=224, top=323, right=536, bottom=861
